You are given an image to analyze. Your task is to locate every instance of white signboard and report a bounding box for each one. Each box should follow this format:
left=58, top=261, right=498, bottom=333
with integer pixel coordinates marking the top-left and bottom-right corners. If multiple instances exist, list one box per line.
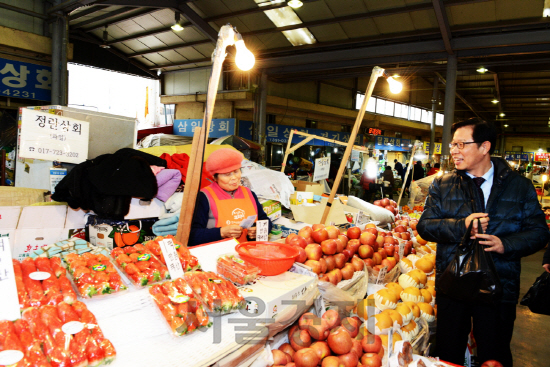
left=255, top=220, right=269, bottom=241
left=0, top=238, right=21, bottom=321
left=313, top=156, right=331, bottom=182
left=19, top=109, right=89, bottom=164
left=159, top=238, right=184, bottom=280
left=351, top=149, right=360, bottom=162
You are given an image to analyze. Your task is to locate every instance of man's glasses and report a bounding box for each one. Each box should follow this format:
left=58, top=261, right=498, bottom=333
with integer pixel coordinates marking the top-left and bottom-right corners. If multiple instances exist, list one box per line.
left=449, top=141, right=479, bottom=150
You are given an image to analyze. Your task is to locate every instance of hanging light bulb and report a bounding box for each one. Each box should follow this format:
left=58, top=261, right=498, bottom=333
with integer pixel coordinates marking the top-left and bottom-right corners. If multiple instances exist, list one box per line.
left=382, top=72, right=402, bottom=94
left=234, top=34, right=255, bottom=71
left=477, top=67, right=488, bottom=73
left=491, top=99, right=499, bottom=104
left=333, top=147, right=338, bottom=153
left=500, top=112, right=506, bottom=117
left=171, top=12, right=184, bottom=31
left=287, top=0, right=303, bottom=8
left=100, top=26, right=110, bottom=48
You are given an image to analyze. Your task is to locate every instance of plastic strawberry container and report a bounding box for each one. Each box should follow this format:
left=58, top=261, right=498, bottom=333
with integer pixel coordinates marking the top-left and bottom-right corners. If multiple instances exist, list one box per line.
left=235, top=241, right=299, bottom=276
left=216, top=254, right=260, bottom=285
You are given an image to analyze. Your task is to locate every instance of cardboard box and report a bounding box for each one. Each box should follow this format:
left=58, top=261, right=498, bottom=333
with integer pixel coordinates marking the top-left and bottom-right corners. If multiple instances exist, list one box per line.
left=240, top=271, right=317, bottom=319
left=290, top=197, right=348, bottom=225
left=0, top=206, right=21, bottom=250
left=86, top=216, right=157, bottom=250
left=289, top=191, right=314, bottom=205
left=260, top=199, right=282, bottom=222
left=291, top=180, right=324, bottom=197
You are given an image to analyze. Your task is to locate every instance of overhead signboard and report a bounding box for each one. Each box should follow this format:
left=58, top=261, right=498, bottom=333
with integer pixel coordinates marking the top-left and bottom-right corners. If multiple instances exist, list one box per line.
left=374, top=136, right=412, bottom=152
left=266, top=123, right=363, bottom=147
left=19, top=109, right=89, bottom=164
left=173, top=118, right=235, bottom=138
left=0, top=57, right=51, bottom=101
left=423, top=142, right=442, bottom=155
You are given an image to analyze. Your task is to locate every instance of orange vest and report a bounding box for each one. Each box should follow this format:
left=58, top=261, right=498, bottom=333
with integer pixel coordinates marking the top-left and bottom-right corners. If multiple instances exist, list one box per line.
left=202, top=183, right=258, bottom=243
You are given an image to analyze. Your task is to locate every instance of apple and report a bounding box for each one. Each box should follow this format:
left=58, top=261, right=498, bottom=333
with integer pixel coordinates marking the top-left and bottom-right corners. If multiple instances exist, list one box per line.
left=327, top=326, right=353, bottom=355
left=372, top=252, right=382, bottom=266
left=279, top=343, right=295, bottom=360
left=410, top=221, right=418, bottom=230
left=298, top=226, right=313, bottom=240
left=363, top=258, right=374, bottom=267
left=335, top=238, right=346, bottom=253
left=386, top=256, right=397, bottom=268
left=380, top=258, right=394, bottom=271
left=321, top=356, right=341, bottom=367
left=373, top=200, right=381, bottom=206
left=318, top=258, right=328, bottom=274
left=299, top=312, right=317, bottom=330
left=332, top=268, right=343, bottom=283
left=373, top=265, right=383, bottom=272
left=305, top=237, right=315, bottom=245
left=351, top=256, right=364, bottom=272
left=385, top=205, right=396, bottom=215
left=384, top=236, right=397, bottom=245
left=400, top=232, right=411, bottom=240
left=383, top=243, right=395, bottom=257
left=290, top=328, right=312, bottom=351
left=312, top=224, right=325, bottom=231
left=325, top=226, right=340, bottom=240
left=338, top=234, right=349, bottom=247
left=351, top=339, right=364, bottom=359
left=334, top=253, right=346, bottom=269
left=365, top=227, right=378, bottom=237
left=310, top=341, right=331, bottom=360
left=394, top=225, right=406, bottom=233
left=361, top=353, right=382, bottom=367
left=342, top=249, right=352, bottom=262
left=347, top=227, right=361, bottom=239
left=378, top=248, right=387, bottom=260
left=412, top=230, right=418, bottom=237
left=324, top=255, right=336, bottom=271
left=305, top=244, right=322, bottom=261
left=380, top=198, right=390, bottom=207
left=326, top=271, right=338, bottom=285
left=374, top=236, right=384, bottom=251
left=294, top=246, right=308, bottom=263
left=358, top=245, right=374, bottom=259
left=319, top=274, right=330, bottom=282
left=304, top=260, right=321, bottom=274
left=362, top=334, right=382, bottom=353
left=360, top=232, right=376, bottom=247
left=411, top=248, right=417, bottom=255
left=347, top=239, right=361, bottom=255
left=481, top=361, right=504, bottom=367
left=285, top=233, right=297, bottom=244
left=311, top=228, right=329, bottom=243
left=341, top=264, right=355, bottom=280
left=289, top=235, right=308, bottom=249
left=341, top=317, right=360, bottom=338
left=339, top=351, right=359, bottom=367
left=307, top=317, right=330, bottom=340
left=293, top=348, right=319, bottom=367
left=322, top=309, right=341, bottom=329
left=390, top=199, right=397, bottom=208
left=272, top=349, right=292, bottom=365
left=321, top=239, right=337, bottom=255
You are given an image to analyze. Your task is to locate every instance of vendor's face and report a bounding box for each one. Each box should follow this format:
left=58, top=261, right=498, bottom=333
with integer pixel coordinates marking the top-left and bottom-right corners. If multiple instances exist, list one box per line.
left=215, top=169, right=241, bottom=191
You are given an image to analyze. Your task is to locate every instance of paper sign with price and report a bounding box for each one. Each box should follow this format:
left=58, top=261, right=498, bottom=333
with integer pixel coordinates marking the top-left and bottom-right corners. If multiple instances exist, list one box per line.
left=313, top=156, right=330, bottom=181
left=19, top=109, right=89, bottom=164
left=255, top=220, right=269, bottom=241
left=159, top=238, right=184, bottom=280
left=0, top=238, right=21, bottom=321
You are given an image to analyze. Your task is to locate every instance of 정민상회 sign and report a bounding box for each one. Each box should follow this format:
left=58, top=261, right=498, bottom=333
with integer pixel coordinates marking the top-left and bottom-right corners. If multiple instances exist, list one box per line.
left=173, top=119, right=235, bottom=138
left=19, top=109, right=89, bottom=164
left=0, top=57, right=51, bottom=101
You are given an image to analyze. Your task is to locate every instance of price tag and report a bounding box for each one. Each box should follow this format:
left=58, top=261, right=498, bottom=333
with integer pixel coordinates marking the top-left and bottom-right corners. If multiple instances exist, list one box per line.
left=0, top=238, right=21, bottom=321
left=19, top=109, right=89, bottom=164
left=398, top=242, right=405, bottom=259
left=387, top=326, right=394, bottom=361
left=314, top=295, right=326, bottom=316
left=29, top=271, right=51, bottom=281
left=356, top=210, right=370, bottom=227
left=0, top=350, right=24, bottom=365
left=313, top=156, right=331, bottom=181
left=255, top=220, right=269, bottom=241
left=351, top=149, right=360, bottom=162
left=375, top=266, right=387, bottom=285
left=159, top=238, right=184, bottom=280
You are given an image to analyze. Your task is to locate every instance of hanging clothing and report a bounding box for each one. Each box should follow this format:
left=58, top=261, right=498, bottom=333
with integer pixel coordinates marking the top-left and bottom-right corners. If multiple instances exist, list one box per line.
left=155, top=169, right=182, bottom=202
left=160, top=152, right=214, bottom=189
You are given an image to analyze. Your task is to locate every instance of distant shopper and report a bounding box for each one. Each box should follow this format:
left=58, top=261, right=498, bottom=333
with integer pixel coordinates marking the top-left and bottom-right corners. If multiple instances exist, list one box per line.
left=412, top=161, right=425, bottom=181
left=360, top=170, right=376, bottom=202
left=394, top=159, right=404, bottom=177
left=427, top=163, right=440, bottom=176
left=383, top=165, right=395, bottom=198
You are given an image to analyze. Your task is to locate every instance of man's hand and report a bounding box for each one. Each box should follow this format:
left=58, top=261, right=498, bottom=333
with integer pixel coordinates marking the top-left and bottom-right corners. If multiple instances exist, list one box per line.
left=465, top=213, right=489, bottom=238
left=221, top=225, right=244, bottom=239
left=247, top=227, right=256, bottom=239
left=475, top=234, right=504, bottom=254
left=543, top=264, right=550, bottom=273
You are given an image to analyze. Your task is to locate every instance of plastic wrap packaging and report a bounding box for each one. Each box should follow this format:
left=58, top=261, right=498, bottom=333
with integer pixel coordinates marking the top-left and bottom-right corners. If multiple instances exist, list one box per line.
left=143, top=235, right=201, bottom=272
left=148, top=279, right=211, bottom=336
left=110, top=244, right=169, bottom=287
left=216, top=254, right=260, bottom=285
left=368, top=264, right=401, bottom=285
left=409, top=175, right=436, bottom=208
left=183, top=271, right=245, bottom=315
left=346, top=196, right=395, bottom=225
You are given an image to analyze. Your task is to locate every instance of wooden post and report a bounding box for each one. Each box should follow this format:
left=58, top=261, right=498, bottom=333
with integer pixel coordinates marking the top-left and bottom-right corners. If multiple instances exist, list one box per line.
left=396, top=142, right=419, bottom=208
left=280, top=129, right=295, bottom=173
left=320, top=67, right=384, bottom=224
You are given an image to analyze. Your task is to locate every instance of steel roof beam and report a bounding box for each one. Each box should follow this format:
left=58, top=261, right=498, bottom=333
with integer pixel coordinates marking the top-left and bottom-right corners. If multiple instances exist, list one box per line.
left=96, top=0, right=182, bottom=6
left=0, top=3, right=48, bottom=19
left=432, top=0, right=453, bottom=54
left=80, top=8, right=155, bottom=32
left=69, top=5, right=109, bottom=21
left=72, top=6, right=138, bottom=28
left=128, top=39, right=211, bottom=58
left=436, top=72, right=485, bottom=119
left=174, top=2, right=217, bottom=42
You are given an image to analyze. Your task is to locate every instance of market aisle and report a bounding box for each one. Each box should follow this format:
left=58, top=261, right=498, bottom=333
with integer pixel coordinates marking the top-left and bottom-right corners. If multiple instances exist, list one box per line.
left=512, top=248, right=550, bottom=367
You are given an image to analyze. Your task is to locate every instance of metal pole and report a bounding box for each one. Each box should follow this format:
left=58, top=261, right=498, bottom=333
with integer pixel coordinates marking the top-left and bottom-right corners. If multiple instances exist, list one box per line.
left=441, top=54, right=457, bottom=170
left=430, top=76, right=438, bottom=161
left=51, top=10, right=61, bottom=104
left=258, top=70, right=267, bottom=166
left=60, top=13, right=68, bottom=106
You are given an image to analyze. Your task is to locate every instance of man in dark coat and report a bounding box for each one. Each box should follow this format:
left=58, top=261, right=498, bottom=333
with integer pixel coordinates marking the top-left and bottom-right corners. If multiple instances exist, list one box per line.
left=417, top=118, right=550, bottom=367
left=394, top=159, right=404, bottom=177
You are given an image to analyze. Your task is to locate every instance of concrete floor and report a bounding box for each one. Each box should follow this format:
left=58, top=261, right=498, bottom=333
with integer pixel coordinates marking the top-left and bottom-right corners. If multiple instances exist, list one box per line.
left=511, top=249, right=550, bottom=367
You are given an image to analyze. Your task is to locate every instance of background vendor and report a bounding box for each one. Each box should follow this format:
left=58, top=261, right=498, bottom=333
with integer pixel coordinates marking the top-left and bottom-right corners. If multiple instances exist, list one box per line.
left=189, top=148, right=272, bottom=246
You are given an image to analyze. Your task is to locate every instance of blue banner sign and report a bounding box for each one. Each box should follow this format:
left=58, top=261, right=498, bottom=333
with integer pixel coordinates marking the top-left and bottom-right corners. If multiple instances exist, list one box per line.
left=505, top=153, right=529, bottom=161
left=0, top=57, right=51, bottom=101
left=265, top=123, right=363, bottom=147
left=173, top=118, right=235, bottom=138
left=238, top=120, right=253, bottom=140
left=374, top=136, right=412, bottom=152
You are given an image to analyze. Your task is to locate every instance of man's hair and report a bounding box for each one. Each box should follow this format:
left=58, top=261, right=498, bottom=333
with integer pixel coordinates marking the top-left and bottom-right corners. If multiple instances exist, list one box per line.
left=394, top=159, right=397, bottom=163
left=452, top=117, right=497, bottom=154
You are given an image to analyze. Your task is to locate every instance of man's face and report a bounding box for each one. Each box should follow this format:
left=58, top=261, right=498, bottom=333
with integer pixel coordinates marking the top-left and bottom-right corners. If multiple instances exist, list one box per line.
left=451, top=126, right=488, bottom=173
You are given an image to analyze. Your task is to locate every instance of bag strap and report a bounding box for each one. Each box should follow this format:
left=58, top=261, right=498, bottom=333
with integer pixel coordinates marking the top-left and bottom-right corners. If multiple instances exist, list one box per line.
left=477, top=217, right=484, bottom=235
left=461, top=218, right=476, bottom=244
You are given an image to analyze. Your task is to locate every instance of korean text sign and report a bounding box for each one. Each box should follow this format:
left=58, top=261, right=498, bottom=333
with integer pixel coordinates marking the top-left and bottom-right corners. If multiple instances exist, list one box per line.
left=0, top=57, right=51, bottom=101
left=173, top=118, right=235, bottom=138
left=266, top=123, right=363, bottom=147
left=19, top=109, right=89, bottom=164
left=313, top=157, right=330, bottom=181
left=374, top=136, right=412, bottom=152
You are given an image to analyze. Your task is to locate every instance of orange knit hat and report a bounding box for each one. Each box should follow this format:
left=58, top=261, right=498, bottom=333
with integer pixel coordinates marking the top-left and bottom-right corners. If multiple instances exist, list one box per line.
left=205, top=148, right=244, bottom=175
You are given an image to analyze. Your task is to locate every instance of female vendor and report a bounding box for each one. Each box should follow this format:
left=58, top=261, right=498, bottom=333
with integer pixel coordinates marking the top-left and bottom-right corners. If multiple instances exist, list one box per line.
left=189, top=148, right=272, bottom=246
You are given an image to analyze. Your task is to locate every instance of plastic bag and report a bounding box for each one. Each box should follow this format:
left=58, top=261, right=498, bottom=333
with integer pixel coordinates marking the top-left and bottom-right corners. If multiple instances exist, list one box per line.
left=520, top=271, right=550, bottom=315
left=438, top=219, right=502, bottom=303
left=409, top=174, right=436, bottom=207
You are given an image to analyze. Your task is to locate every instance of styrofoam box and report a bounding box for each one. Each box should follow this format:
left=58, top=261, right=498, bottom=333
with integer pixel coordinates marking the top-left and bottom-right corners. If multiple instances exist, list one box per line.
left=0, top=206, right=21, bottom=251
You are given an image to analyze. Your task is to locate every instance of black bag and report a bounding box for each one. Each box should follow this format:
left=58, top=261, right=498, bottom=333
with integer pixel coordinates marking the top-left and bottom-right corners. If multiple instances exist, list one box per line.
left=438, top=219, right=502, bottom=303
left=520, top=271, right=550, bottom=315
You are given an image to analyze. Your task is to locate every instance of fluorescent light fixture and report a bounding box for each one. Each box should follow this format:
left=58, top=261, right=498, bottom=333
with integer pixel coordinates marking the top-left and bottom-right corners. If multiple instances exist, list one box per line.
left=544, top=0, right=550, bottom=17
left=491, top=99, right=499, bottom=104
left=477, top=67, right=488, bottom=74
left=277, top=150, right=282, bottom=154
left=539, top=147, right=544, bottom=152
left=500, top=113, right=506, bottom=117
left=256, top=1, right=317, bottom=46
left=287, top=0, right=303, bottom=8
left=504, top=124, right=509, bottom=127
left=171, top=12, right=184, bottom=31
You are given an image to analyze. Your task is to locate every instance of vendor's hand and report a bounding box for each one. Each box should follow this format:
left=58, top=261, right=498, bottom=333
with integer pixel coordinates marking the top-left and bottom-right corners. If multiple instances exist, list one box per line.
left=476, top=234, right=504, bottom=254
left=247, top=227, right=256, bottom=239
left=543, top=264, right=550, bottom=273
left=465, top=213, right=489, bottom=238
left=220, top=225, right=244, bottom=239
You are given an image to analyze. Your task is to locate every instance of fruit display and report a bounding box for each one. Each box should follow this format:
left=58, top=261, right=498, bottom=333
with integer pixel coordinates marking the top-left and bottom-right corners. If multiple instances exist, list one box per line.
left=184, top=271, right=245, bottom=314
left=13, top=257, right=77, bottom=309
left=144, top=235, right=201, bottom=272
left=110, top=244, right=169, bottom=287
left=29, top=239, right=109, bottom=259
left=0, top=301, right=115, bottom=367
left=216, top=254, right=260, bottom=285
left=64, top=253, right=127, bottom=298
left=284, top=224, right=367, bottom=286
left=373, top=197, right=398, bottom=216
left=149, top=279, right=211, bottom=336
